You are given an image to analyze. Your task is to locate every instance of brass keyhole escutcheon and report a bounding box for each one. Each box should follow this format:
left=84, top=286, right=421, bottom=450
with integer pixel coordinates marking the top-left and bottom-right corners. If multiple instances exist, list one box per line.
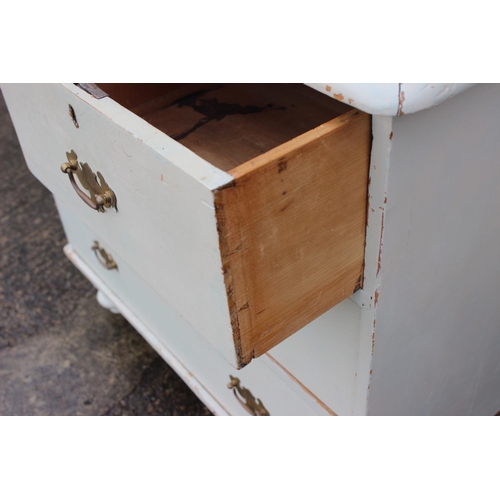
left=61, top=150, right=117, bottom=213
left=68, top=104, right=79, bottom=128
left=227, top=375, right=269, bottom=416
left=91, top=241, right=118, bottom=271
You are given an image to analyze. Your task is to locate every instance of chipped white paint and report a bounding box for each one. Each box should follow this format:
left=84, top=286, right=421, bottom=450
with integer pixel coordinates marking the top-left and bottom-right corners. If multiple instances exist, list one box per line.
left=306, top=83, right=476, bottom=116
left=368, top=84, right=500, bottom=415
left=353, top=115, right=393, bottom=415
left=307, top=83, right=400, bottom=115
left=399, top=83, right=476, bottom=115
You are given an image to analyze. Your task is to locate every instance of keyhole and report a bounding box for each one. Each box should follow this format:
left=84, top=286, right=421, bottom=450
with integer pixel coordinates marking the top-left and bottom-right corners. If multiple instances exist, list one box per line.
left=68, top=104, right=79, bottom=128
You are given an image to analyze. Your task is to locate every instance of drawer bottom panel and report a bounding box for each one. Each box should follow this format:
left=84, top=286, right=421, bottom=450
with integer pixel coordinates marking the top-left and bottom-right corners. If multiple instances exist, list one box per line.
left=55, top=197, right=329, bottom=416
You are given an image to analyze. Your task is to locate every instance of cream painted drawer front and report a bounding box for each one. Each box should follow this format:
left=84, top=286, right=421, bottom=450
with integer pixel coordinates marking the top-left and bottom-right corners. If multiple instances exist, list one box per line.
left=56, top=198, right=328, bottom=416
left=3, top=83, right=236, bottom=364
left=2, top=83, right=370, bottom=368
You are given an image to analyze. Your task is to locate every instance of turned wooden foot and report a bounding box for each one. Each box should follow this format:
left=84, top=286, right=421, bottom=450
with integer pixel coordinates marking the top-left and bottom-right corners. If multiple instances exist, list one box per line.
left=96, top=290, right=120, bottom=314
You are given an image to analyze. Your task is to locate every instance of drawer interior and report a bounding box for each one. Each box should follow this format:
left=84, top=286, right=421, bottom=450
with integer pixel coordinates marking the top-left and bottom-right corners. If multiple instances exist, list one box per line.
left=96, top=83, right=352, bottom=172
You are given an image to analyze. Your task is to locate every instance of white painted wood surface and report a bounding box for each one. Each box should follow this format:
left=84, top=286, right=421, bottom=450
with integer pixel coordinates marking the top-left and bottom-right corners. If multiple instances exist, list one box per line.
left=353, top=115, right=394, bottom=415
left=1, top=83, right=239, bottom=367
left=306, top=83, right=476, bottom=116
left=399, top=83, right=476, bottom=116
left=268, top=298, right=360, bottom=415
left=57, top=199, right=328, bottom=416
left=5, top=81, right=497, bottom=415
left=368, top=84, right=500, bottom=415
left=306, top=83, right=400, bottom=115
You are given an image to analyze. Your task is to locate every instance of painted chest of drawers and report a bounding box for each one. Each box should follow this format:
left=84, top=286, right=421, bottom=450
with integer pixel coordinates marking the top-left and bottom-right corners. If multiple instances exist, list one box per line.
left=4, top=83, right=500, bottom=415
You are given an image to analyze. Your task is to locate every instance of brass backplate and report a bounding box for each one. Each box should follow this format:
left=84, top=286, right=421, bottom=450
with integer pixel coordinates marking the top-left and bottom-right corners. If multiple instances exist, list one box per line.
left=227, top=375, right=269, bottom=416
left=91, top=241, right=118, bottom=270
left=62, top=150, right=117, bottom=212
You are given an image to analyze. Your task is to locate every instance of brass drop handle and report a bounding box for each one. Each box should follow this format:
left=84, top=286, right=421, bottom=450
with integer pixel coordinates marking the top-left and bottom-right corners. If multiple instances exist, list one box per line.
left=62, top=166, right=99, bottom=210
left=227, top=375, right=269, bottom=416
left=61, top=150, right=117, bottom=213
left=91, top=241, right=118, bottom=270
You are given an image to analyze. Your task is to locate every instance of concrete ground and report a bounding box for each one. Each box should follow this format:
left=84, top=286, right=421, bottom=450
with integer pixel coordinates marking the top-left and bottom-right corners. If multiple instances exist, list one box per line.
left=0, top=90, right=211, bottom=416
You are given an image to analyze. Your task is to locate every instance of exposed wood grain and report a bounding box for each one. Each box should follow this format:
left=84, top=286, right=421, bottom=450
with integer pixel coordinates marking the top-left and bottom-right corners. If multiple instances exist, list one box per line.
left=129, top=84, right=222, bottom=117
left=101, top=83, right=351, bottom=172
left=216, top=110, right=371, bottom=366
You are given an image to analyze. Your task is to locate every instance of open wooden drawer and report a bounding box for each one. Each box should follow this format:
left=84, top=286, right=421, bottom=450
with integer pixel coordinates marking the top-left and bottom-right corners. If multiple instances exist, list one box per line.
left=2, top=83, right=371, bottom=368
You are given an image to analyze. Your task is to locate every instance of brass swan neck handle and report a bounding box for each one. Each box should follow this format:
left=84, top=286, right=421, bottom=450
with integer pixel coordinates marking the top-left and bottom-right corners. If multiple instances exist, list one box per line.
left=91, top=241, right=118, bottom=271
left=227, top=375, right=270, bottom=416
left=61, top=150, right=117, bottom=213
